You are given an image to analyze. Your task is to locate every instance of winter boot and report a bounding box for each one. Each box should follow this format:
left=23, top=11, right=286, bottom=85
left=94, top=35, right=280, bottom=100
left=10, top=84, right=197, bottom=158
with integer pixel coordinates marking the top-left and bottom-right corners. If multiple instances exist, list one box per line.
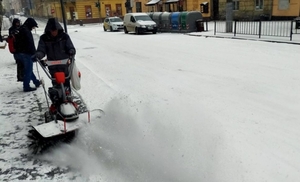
left=24, top=87, right=37, bottom=92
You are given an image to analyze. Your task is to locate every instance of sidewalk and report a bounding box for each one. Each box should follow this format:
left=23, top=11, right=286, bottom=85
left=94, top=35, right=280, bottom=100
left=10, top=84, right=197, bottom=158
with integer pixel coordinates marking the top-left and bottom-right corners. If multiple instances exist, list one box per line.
left=187, top=22, right=300, bottom=45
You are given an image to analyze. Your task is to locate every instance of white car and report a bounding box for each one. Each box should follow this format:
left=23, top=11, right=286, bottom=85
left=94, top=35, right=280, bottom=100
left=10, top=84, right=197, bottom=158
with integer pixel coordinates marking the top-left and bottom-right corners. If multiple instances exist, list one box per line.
left=103, top=17, right=124, bottom=31
left=123, top=13, right=157, bottom=34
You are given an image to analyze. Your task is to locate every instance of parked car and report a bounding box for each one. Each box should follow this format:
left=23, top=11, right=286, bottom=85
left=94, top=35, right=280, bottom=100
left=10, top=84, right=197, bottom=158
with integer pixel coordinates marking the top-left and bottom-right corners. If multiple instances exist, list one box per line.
left=103, top=17, right=124, bottom=31
left=16, top=12, right=25, bottom=16
left=123, top=13, right=157, bottom=34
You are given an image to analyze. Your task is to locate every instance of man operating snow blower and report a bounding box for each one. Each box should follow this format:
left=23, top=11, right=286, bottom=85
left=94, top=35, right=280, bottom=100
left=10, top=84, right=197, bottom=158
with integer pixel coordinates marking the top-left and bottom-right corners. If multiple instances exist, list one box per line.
left=35, top=17, right=79, bottom=123
left=36, top=17, right=76, bottom=92
left=27, top=18, right=86, bottom=154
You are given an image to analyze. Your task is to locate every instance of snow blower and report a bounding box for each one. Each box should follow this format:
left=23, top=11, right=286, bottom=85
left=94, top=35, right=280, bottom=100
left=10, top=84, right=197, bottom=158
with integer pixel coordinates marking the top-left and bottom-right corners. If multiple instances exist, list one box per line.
left=27, top=58, right=103, bottom=154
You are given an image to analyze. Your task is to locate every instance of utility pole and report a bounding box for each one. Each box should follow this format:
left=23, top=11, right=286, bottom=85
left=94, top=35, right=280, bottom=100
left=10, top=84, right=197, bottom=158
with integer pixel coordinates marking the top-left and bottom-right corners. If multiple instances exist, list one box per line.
left=0, top=0, right=3, bottom=42
left=95, top=0, right=101, bottom=23
left=225, top=0, right=233, bottom=33
left=59, top=0, right=68, bottom=33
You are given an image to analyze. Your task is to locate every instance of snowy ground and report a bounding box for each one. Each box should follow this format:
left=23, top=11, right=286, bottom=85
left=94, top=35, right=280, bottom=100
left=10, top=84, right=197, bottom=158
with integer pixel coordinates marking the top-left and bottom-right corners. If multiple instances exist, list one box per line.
left=0, top=16, right=300, bottom=182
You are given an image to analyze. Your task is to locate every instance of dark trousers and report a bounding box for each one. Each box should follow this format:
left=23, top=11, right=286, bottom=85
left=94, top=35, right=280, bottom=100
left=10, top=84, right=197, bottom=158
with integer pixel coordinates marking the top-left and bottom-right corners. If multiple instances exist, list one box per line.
left=14, top=54, right=24, bottom=81
left=15, top=53, right=39, bottom=90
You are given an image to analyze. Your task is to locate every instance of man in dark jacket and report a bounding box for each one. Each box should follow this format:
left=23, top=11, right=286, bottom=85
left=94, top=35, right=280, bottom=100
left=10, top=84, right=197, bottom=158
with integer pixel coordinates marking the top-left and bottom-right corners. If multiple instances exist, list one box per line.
left=8, top=18, right=23, bottom=81
left=14, top=17, right=40, bottom=92
left=36, top=18, right=76, bottom=91
left=9, top=18, right=21, bottom=35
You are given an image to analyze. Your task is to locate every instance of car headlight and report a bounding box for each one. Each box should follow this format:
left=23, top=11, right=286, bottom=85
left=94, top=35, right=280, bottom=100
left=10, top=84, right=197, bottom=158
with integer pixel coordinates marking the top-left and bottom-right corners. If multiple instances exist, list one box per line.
left=141, top=25, right=146, bottom=28
left=153, top=24, right=157, bottom=27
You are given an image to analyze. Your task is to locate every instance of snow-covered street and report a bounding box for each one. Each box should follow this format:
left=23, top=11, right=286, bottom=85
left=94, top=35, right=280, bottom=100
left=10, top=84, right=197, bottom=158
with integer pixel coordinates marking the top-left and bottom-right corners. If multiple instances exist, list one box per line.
left=1, top=17, right=300, bottom=181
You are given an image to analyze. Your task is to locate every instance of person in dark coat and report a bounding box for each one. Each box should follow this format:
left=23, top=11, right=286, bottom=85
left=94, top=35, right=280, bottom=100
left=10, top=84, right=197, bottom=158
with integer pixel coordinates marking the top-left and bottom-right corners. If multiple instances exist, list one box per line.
left=14, top=17, right=40, bottom=92
left=36, top=18, right=76, bottom=91
left=8, top=18, right=23, bottom=81
left=9, top=18, right=21, bottom=35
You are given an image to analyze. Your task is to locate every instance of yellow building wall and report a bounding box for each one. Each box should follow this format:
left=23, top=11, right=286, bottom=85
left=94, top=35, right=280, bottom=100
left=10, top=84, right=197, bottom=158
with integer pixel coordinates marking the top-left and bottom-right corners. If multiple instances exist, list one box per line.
left=136, top=0, right=149, bottom=13
left=136, top=0, right=210, bottom=18
left=272, top=0, right=300, bottom=17
left=218, top=0, right=272, bottom=20
left=51, top=2, right=63, bottom=22
left=187, top=0, right=201, bottom=11
left=187, top=0, right=213, bottom=18
left=197, top=0, right=212, bottom=18
left=75, top=0, right=126, bottom=19
left=49, top=0, right=211, bottom=20
left=32, top=0, right=300, bottom=23
left=75, top=0, right=100, bottom=20
left=51, top=0, right=126, bottom=22
left=50, top=2, right=80, bottom=22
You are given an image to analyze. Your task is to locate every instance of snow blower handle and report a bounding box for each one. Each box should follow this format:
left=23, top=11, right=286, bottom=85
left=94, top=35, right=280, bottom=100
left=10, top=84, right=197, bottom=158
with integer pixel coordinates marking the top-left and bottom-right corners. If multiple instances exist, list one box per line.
left=39, top=59, right=48, bottom=67
left=68, top=55, right=76, bottom=68
left=35, top=57, right=51, bottom=79
left=36, top=58, right=71, bottom=81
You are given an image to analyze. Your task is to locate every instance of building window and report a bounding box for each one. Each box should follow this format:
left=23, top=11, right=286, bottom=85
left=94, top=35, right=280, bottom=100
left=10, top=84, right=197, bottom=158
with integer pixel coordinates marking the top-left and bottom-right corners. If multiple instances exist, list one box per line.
left=85, top=6, right=92, bottom=18
left=116, top=4, right=122, bottom=16
left=278, top=0, right=289, bottom=10
left=233, top=0, right=239, bottom=10
left=255, top=0, right=263, bottom=9
left=136, top=2, right=142, bottom=12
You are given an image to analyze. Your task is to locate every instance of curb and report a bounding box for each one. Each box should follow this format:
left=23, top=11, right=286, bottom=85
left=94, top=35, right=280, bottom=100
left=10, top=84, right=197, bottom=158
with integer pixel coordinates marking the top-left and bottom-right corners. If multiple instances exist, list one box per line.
left=186, top=34, right=300, bottom=46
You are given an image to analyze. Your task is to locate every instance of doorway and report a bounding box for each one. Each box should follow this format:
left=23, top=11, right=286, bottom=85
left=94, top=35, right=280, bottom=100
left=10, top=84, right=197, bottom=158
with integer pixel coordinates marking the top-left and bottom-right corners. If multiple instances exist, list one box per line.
left=105, top=4, right=112, bottom=17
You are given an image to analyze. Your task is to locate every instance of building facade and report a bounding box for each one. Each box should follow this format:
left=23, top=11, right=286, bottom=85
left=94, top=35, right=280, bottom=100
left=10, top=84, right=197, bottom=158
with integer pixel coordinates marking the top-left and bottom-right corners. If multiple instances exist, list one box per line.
left=217, top=0, right=273, bottom=20
left=272, top=0, right=300, bottom=19
left=9, top=0, right=299, bottom=24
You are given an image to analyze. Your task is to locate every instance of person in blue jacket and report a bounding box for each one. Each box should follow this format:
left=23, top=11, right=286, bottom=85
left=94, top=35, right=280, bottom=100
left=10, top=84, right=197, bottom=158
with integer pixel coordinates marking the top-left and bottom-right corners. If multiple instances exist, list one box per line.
left=14, top=17, right=40, bottom=92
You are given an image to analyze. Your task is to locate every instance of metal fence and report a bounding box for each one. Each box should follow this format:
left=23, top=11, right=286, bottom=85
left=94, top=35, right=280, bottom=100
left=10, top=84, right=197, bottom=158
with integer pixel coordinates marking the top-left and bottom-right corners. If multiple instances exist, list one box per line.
left=214, top=20, right=300, bottom=41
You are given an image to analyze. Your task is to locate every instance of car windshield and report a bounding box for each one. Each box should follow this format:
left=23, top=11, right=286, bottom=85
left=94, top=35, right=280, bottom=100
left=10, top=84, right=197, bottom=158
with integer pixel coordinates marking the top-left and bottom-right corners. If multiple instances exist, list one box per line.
left=110, top=18, right=123, bottom=22
left=135, top=15, right=152, bottom=21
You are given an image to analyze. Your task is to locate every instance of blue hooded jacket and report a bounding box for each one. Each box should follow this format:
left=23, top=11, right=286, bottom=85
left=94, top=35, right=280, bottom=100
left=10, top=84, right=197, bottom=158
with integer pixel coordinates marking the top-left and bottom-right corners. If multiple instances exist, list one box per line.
left=15, top=18, right=38, bottom=55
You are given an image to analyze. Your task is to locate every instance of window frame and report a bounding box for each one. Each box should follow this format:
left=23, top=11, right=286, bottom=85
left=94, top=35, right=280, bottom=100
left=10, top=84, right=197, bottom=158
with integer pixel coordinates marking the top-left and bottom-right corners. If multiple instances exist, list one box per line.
left=255, top=0, right=263, bottom=10
left=136, top=2, right=142, bottom=12
left=233, top=0, right=239, bottom=11
left=115, top=4, right=122, bottom=16
left=85, top=5, right=92, bottom=19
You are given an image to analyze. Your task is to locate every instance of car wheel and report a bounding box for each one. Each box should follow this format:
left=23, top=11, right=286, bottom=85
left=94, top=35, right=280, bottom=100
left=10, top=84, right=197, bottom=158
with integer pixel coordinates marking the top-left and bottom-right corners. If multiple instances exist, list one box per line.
left=103, top=26, right=107, bottom=31
left=153, top=31, right=157, bottom=34
left=135, top=27, right=140, bottom=35
left=124, top=27, right=128, bottom=34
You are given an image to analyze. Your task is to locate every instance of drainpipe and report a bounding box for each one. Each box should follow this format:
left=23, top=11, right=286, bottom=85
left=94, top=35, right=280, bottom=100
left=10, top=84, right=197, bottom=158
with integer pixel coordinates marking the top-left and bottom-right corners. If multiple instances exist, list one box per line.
left=269, top=0, right=273, bottom=20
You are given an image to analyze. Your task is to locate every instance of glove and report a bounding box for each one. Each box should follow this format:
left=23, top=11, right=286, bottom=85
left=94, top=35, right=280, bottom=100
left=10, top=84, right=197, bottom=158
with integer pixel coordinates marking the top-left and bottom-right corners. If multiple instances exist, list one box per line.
left=69, top=49, right=75, bottom=56
left=41, top=60, right=47, bottom=67
left=35, top=51, right=45, bottom=60
left=31, top=55, right=37, bottom=62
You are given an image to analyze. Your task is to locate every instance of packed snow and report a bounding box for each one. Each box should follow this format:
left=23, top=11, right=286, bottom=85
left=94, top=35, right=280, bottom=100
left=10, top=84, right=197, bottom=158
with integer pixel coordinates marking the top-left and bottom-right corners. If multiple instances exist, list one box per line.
left=0, top=16, right=299, bottom=181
